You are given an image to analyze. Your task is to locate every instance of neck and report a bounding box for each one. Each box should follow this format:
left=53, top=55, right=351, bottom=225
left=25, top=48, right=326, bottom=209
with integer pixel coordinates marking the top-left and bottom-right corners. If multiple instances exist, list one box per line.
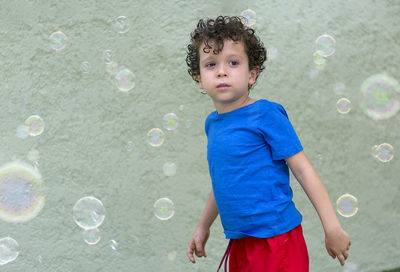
left=215, top=96, right=255, bottom=114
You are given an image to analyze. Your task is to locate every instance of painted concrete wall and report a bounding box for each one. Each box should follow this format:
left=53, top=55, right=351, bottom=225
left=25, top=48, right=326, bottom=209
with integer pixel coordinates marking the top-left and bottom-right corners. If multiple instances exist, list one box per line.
left=0, top=0, right=399, bottom=271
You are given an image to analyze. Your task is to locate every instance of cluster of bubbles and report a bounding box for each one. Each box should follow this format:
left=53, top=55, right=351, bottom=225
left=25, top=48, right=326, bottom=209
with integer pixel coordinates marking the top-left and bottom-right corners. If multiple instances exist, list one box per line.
left=49, top=17, right=136, bottom=93
left=73, top=196, right=106, bottom=245
left=144, top=113, right=180, bottom=220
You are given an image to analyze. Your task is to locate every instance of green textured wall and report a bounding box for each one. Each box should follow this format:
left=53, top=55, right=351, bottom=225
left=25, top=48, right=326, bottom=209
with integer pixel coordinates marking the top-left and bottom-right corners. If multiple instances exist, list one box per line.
left=0, top=0, right=399, bottom=271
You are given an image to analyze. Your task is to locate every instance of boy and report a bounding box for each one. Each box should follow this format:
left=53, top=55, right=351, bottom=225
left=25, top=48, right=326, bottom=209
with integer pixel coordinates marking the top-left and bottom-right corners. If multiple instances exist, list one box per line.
left=185, top=16, right=351, bottom=271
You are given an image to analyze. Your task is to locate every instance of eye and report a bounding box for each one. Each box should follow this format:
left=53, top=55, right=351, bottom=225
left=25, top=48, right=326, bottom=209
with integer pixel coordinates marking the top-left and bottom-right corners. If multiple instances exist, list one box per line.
left=229, top=60, right=239, bottom=66
left=205, top=62, right=215, bottom=68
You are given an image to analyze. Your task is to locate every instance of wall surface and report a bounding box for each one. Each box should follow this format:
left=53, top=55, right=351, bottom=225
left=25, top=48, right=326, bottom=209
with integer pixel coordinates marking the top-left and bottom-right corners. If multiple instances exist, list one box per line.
left=0, top=0, right=399, bottom=271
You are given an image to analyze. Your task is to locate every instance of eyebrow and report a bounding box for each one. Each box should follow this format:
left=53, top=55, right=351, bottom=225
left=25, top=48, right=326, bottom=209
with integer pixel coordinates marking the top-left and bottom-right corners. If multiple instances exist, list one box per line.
left=200, top=54, right=243, bottom=64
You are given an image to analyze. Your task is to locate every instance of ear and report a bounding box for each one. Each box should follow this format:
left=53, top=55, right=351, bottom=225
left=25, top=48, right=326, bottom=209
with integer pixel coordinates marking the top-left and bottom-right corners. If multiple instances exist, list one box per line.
left=194, top=73, right=203, bottom=89
left=248, top=67, right=260, bottom=86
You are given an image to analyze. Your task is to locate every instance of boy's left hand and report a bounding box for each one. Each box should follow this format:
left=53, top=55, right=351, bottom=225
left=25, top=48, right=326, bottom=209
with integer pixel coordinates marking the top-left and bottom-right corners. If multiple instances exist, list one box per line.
left=324, top=227, right=351, bottom=266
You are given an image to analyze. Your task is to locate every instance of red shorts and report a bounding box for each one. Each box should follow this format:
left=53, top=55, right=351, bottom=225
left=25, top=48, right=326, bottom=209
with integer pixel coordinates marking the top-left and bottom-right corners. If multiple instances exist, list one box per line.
left=217, top=224, right=309, bottom=272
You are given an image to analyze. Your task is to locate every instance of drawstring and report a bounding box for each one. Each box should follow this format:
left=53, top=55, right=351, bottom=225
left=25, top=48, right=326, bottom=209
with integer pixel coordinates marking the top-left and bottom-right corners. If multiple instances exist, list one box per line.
left=217, top=239, right=233, bottom=272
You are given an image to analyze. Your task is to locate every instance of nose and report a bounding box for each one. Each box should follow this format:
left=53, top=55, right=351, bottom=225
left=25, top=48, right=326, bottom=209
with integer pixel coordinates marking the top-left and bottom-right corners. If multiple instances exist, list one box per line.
left=216, top=64, right=227, bottom=78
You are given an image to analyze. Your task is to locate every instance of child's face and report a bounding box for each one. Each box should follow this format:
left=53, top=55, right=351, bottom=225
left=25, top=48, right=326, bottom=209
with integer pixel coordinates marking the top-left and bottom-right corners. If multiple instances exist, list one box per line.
left=195, top=39, right=259, bottom=110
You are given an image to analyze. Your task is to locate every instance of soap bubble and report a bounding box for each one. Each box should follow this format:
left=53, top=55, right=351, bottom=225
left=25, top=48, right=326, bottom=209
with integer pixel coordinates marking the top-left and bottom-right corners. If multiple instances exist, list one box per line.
left=114, top=68, right=136, bottom=92
left=333, top=82, right=346, bottom=95
left=360, top=74, right=400, bottom=120
left=163, top=162, right=177, bottom=177
left=343, top=263, right=358, bottom=272
left=0, top=161, right=45, bottom=223
left=313, top=50, right=326, bottom=65
left=109, top=239, right=119, bottom=252
left=163, top=113, right=179, bottom=131
left=147, top=128, right=165, bottom=147
left=315, top=34, right=335, bottom=57
left=49, top=31, right=67, bottom=51
left=240, top=9, right=256, bottom=26
left=267, top=47, right=278, bottom=60
left=336, top=98, right=351, bottom=114
left=0, top=237, right=19, bottom=265
left=16, top=125, right=29, bottom=139
left=336, top=194, right=358, bottom=217
left=83, top=228, right=101, bottom=245
left=80, top=61, right=90, bottom=74
left=25, top=115, right=45, bottom=136
left=103, top=50, right=113, bottom=64
left=372, top=143, right=394, bottom=163
left=73, top=196, right=105, bottom=230
left=154, top=198, right=175, bottom=220
left=113, top=16, right=130, bottom=34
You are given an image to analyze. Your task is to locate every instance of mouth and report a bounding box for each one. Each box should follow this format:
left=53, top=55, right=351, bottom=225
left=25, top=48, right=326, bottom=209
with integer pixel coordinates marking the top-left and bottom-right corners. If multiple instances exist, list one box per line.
left=217, top=83, right=230, bottom=90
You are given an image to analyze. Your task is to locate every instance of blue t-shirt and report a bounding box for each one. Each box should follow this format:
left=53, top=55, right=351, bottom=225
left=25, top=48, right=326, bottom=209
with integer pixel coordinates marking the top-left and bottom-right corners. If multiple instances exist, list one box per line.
left=205, top=99, right=303, bottom=239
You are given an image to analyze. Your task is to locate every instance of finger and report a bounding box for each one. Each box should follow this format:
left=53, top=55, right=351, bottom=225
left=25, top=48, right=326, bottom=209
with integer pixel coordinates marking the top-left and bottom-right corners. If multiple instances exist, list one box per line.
left=187, top=242, right=196, bottom=263
left=195, top=240, right=205, bottom=257
left=327, top=248, right=336, bottom=259
left=337, top=254, right=345, bottom=266
left=343, top=250, right=349, bottom=260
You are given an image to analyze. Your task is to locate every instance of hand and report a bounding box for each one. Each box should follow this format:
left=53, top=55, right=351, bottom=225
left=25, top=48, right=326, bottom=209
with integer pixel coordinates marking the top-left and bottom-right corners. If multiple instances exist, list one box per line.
left=325, top=227, right=351, bottom=266
left=187, top=226, right=210, bottom=263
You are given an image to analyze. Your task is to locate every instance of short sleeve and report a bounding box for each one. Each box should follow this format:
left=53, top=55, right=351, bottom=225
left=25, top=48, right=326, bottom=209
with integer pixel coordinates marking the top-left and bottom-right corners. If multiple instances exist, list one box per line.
left=258, top=102, right=303, bottom=160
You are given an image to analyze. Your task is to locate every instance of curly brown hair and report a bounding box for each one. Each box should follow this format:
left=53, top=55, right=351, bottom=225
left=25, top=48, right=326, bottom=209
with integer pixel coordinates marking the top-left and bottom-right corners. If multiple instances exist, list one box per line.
left=186, top=15, right=267, bottom=91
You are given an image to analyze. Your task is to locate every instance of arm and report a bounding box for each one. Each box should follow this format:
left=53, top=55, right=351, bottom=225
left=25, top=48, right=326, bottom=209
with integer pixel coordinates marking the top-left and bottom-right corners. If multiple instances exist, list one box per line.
left=187, top=189, right=219, bottom=263
left=285, top=151, right=351, bottom=266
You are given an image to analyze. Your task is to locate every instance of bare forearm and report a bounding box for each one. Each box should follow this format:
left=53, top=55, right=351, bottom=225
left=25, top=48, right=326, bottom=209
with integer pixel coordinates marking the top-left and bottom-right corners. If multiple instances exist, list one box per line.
left=296, top=166, right=341, bottom=234
left=197, top=189, right=219, bottom=229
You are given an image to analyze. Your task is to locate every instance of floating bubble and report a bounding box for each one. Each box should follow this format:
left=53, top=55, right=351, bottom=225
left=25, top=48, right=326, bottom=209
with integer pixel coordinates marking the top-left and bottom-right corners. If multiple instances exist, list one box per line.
left=309, top=69, right=319, bottom=79
left=336, top=194, right=358, bottom=217
left=109, top=239, right=118, bottom=252
left=313, top=50, right=326, bottom=65
left=360, top=74, right=400, bottom=120
left=25, top=115, right=45, bottom=136
left=80, top=61, right=90, bottom=74
left=343, top=263, right=358, bottom=272
left=372, top=143, right=394, bottom=163
left=113, top=16, right=130, bottom=34
left=73, top=196, right=105, bottom=230
left=0, top=237, right=19, bottom=265
left=163, top=162, right=177, bottom=177
left=179, top=105, right=184, bottom=111
left=16, top=125, right=29, bottom=139
left=103, top=50, right=113, bottom=64
left=163, top=113, right=179, bottom=131
left=126, top=141, right=134, bottom=152
left=106, top=61, right=119, bottom=75
left=168, top=250, right=177, bottom=261
left=267, top=47, right=278, bottom=60
left=49, top=31, right=67, bottom=51
left=0, top=161, right=45, bottom=223
left=83, top=228, right=101, bottom=245
left=114, top=68, right=136, bottom=92
left=336, top=98, right=351, bottom=114
left=240, top=9, right=256, bottom=26
left=147, top=128, right=165, bottom=147
left=27, top=149, right=40, bottom=162
left=154, top=198, right=175, bottom=220
left=334, top=82, right=346, bottom=95
left=315, top=34, right=335, bottom=57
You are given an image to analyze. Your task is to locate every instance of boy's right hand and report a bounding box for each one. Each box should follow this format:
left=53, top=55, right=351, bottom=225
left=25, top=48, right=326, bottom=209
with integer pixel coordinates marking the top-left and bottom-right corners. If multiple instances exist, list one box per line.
left=187, top=227, right=210, bottom=263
